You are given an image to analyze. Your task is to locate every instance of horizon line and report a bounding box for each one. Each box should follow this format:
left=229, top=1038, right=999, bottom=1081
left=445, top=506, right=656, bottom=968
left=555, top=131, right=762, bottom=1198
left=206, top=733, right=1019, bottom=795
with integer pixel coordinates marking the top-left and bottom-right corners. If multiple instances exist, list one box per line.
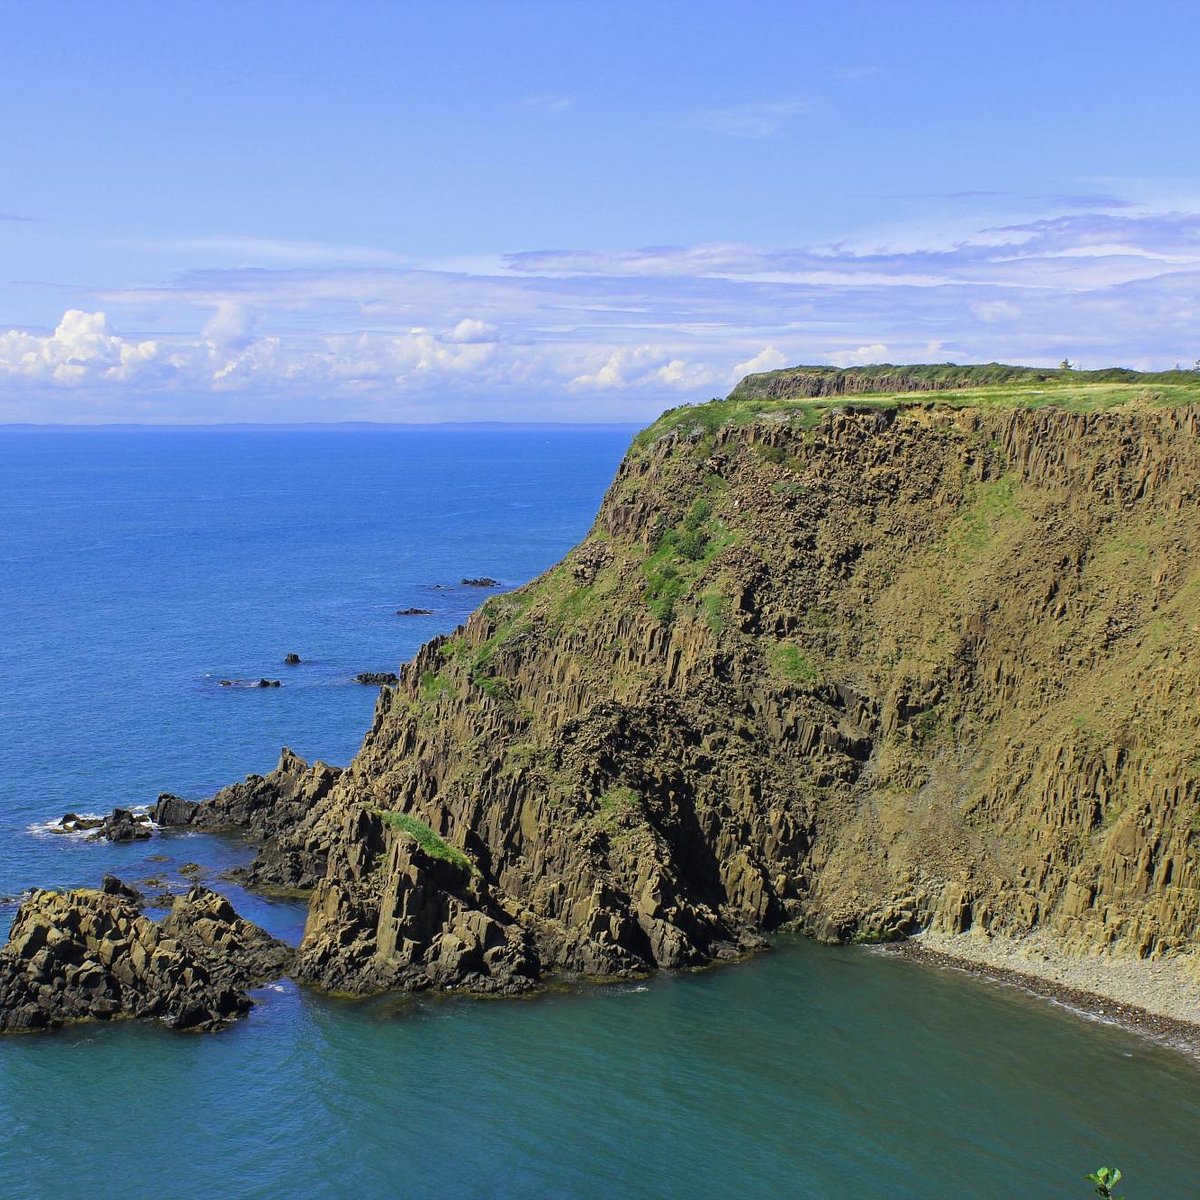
left=0, top=419, right=647, bottom=432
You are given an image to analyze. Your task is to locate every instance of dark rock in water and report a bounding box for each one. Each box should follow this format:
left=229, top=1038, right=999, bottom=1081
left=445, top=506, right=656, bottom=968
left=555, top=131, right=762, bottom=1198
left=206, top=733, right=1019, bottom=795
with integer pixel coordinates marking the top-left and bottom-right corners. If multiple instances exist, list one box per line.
left=219, top=679, right=233, bottom=686
left=179, top=862, right=203, bottom=878
left=57, top=812, right=104, bottom=833
left=396, top=608, right=433, bottom=616
left=355, top=672, right=398, bottom=686
left=0, top=884, right=293, bottom=1034
left=152, top=793, right=197, bottom=827
left=101, top=875, right=141, bottom=901
left=460, top=577, right=500, bottom=587
left=284, top=653, right=301, bottom=665
left=86, top=808, right=153, bottom=843
left=256, top=678, right=281, bottom=688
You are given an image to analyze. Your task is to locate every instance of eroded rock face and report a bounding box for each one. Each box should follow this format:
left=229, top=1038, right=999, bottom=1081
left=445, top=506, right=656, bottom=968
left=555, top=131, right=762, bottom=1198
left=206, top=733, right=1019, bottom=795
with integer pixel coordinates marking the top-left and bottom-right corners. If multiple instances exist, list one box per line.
left=289, top=400, right=1200, bottom=995
left=301, top=822, right=538, bottom=994
left=0, top=885, right=292, bottom=1034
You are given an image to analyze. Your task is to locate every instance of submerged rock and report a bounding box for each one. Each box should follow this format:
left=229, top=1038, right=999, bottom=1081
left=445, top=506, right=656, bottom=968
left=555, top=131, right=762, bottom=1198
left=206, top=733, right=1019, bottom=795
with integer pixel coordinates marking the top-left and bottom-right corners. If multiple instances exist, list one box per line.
left=0, top=884, right=292, bottom=1034
left=460, top=577, right=500, bottom=587
left=396, top=608, right=433, bottom=616
left=56, top=813, right=104, bottom=833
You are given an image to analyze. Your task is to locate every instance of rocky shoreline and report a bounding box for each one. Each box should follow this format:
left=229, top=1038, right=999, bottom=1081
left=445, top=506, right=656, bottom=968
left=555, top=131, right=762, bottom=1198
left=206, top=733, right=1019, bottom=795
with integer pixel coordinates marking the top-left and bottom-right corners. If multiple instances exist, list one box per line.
left=894, top=932, right=1200, bottom=1057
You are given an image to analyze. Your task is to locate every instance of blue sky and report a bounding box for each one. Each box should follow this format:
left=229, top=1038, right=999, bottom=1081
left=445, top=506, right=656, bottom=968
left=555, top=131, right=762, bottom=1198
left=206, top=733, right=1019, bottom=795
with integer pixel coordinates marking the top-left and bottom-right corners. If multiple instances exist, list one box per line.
left=2, top=0, right=1199, bottom=422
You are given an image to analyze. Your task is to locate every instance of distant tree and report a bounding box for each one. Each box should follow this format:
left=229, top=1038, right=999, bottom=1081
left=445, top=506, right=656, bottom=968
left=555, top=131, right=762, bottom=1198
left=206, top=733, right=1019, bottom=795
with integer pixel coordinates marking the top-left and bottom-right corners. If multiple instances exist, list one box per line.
left=1193, top=358, right=1200, bottom=372
left=1060, top=358, right=1076, bottom=371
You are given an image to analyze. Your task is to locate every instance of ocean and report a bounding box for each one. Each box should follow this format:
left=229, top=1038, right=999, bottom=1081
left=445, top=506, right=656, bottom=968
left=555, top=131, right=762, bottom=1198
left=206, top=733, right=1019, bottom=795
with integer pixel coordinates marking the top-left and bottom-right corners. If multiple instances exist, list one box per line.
left=0, top=427, right=1196, bottom=1199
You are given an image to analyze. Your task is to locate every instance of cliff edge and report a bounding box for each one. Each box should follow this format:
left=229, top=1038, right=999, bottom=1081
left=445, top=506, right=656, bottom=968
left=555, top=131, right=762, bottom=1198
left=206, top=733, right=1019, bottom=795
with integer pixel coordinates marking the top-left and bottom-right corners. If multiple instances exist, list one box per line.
left=282, top=366, right=1200, bottom=999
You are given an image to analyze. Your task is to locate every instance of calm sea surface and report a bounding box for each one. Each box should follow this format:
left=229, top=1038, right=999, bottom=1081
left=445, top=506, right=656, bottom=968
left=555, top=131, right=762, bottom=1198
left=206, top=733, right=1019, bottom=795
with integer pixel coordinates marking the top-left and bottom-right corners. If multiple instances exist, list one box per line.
left=0, top=427, right=1196, bottom=1199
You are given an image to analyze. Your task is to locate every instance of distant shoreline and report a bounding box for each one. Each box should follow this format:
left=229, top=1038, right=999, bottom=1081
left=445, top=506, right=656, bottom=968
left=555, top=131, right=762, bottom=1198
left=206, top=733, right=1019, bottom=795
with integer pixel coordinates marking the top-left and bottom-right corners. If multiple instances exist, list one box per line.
left=0, top=420, right=645, bottom=433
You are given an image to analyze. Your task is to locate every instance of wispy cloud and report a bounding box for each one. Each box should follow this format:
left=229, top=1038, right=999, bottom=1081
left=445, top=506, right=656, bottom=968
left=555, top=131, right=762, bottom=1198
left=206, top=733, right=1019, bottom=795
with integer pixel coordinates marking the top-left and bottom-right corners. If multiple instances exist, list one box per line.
left=524, top=94, right=574, bottom=112
left=121, top=235, right=403, bottom=267
left=834, top=66, right=880, bottom=83
left=3, top=198, right=1199, bottom=421
left=0, top=213, right=35, bottom=222
left=682, top=100, right=811, bottom=140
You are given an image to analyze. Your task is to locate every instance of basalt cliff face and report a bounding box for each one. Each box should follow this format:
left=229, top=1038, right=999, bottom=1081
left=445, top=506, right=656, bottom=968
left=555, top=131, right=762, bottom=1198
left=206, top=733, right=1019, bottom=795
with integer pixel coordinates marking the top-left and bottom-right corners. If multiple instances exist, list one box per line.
left=284, top=394, right=1200, bottom=995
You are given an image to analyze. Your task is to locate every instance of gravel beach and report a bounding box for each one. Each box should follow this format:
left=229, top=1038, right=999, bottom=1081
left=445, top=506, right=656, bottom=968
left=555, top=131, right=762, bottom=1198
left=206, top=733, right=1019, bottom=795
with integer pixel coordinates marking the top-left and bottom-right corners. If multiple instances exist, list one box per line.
left=894, top=930, right=1200, bottom=1058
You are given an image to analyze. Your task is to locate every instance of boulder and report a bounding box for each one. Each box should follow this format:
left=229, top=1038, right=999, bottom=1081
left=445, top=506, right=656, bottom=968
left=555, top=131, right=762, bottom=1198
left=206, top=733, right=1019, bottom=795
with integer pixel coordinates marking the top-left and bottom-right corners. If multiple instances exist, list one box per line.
left=283, top=653, right=301, bottom=665
left=152, top=793, right=196, bottom=827
left=355, top=672, right=398, bottom=686
left=86, top=808, right=153, bottom=843
left=460, top=577, right=500, bottom=587
left=396, top=608, right=433, bottom=616
left=101, top=876, right=142, bottom=901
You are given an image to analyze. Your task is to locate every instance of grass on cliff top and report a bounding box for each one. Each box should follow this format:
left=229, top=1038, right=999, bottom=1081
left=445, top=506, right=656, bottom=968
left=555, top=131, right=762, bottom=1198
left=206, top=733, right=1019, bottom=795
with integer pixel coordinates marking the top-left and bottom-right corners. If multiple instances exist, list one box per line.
left=375, top=810, right=473, bottom=872
left=634, top=363, right=1200, bottom=447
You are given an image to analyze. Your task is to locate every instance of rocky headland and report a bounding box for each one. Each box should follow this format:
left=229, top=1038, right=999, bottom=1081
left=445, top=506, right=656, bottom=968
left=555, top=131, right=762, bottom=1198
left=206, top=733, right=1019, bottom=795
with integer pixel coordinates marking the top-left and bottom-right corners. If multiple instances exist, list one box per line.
left=6, top=363, right=1200, bottom=1035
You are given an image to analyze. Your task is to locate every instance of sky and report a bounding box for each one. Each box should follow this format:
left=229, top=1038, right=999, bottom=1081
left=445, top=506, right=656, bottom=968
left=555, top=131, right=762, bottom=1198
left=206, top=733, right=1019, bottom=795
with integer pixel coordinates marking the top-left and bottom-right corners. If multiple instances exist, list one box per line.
left=1, top=0, right=1199, bottom=423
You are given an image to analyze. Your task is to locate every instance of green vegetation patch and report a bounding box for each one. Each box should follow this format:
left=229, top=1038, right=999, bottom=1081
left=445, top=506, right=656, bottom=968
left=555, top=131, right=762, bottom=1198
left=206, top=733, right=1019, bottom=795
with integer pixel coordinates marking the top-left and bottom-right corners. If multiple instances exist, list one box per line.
left=419, top=670, right=454, bottom=703
left=376, top=810, right=473, bottom=871
left=947, top=476, right=1025, bottom=560
left=592, top=785, right=644, bottom=834
left=769, top=641, right=818, bottom=686
left=643, top=490, right=734, bottom=622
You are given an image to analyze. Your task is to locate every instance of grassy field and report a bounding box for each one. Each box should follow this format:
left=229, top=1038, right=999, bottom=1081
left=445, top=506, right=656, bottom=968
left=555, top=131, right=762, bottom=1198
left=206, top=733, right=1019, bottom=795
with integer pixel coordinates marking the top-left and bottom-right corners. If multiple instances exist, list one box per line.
left=636, top=364, right=1200, bottom=447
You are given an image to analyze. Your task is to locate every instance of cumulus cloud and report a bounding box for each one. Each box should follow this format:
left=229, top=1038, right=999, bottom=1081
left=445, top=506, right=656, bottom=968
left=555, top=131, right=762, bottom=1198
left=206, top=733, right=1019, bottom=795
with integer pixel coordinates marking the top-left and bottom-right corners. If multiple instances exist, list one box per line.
left=0, top=310, right=162, bottom=385
left=568, top=346, right=705, bottom=392
left=731, top=345, right=787, bottom=378
left=445, top=318, right=498, bottom=344
left=203, top=300, right=257, bottom=349
left=829, top=343, right=889, bottom=368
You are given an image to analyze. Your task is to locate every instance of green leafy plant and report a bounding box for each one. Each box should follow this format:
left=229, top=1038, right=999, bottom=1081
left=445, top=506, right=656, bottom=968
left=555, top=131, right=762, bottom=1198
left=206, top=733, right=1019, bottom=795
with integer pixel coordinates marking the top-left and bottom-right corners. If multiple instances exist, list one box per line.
left=1085, top=1166, right=1123, bottom=1199
left=375, top=810, right=473, bottom=872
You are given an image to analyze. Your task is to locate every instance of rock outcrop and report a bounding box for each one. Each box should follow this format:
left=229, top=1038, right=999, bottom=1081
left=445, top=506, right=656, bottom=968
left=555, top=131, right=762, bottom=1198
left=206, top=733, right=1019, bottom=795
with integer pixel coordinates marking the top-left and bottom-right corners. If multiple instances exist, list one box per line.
left=0, top=884, right=292, bottom=1033
left=153, top=748, right=342, bottom=892
left=282, top=384, right=1200, bottom=996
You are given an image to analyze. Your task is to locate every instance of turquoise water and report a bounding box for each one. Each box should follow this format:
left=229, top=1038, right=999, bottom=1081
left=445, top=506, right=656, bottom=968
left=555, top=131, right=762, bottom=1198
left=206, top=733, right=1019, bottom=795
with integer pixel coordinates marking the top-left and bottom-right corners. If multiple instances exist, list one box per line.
left=0, top=428, right=1197, bottom=1199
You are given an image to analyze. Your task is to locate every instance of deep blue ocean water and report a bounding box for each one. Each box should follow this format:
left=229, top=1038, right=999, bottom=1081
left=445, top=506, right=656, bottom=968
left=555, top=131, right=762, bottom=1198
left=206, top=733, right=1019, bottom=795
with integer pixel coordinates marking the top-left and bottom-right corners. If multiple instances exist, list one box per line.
left=0, top=427, right=1197, bottom=1200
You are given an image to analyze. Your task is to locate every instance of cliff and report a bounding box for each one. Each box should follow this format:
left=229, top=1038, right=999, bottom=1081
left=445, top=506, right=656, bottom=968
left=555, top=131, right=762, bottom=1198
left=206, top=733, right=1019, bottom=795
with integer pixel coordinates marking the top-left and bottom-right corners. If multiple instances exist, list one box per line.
left=277, top=367, right=1200, bottom=996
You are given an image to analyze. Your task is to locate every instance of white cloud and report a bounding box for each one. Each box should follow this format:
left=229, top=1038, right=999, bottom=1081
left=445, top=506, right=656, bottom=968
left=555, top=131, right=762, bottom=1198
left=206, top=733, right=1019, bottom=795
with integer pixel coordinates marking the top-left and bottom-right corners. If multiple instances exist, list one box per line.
left=203, top=300, right=257, bottom=349
left=445, top=318, right=498, bottom=344
left=0, top=310, right=162, bottom=385
left=829, top=343, right=889, bottom=367
left=4, top=197, right=1200, bottom=422
left=731, top=345, right=787, bottom=378
left=971, top=300, right=1021, bottom=323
